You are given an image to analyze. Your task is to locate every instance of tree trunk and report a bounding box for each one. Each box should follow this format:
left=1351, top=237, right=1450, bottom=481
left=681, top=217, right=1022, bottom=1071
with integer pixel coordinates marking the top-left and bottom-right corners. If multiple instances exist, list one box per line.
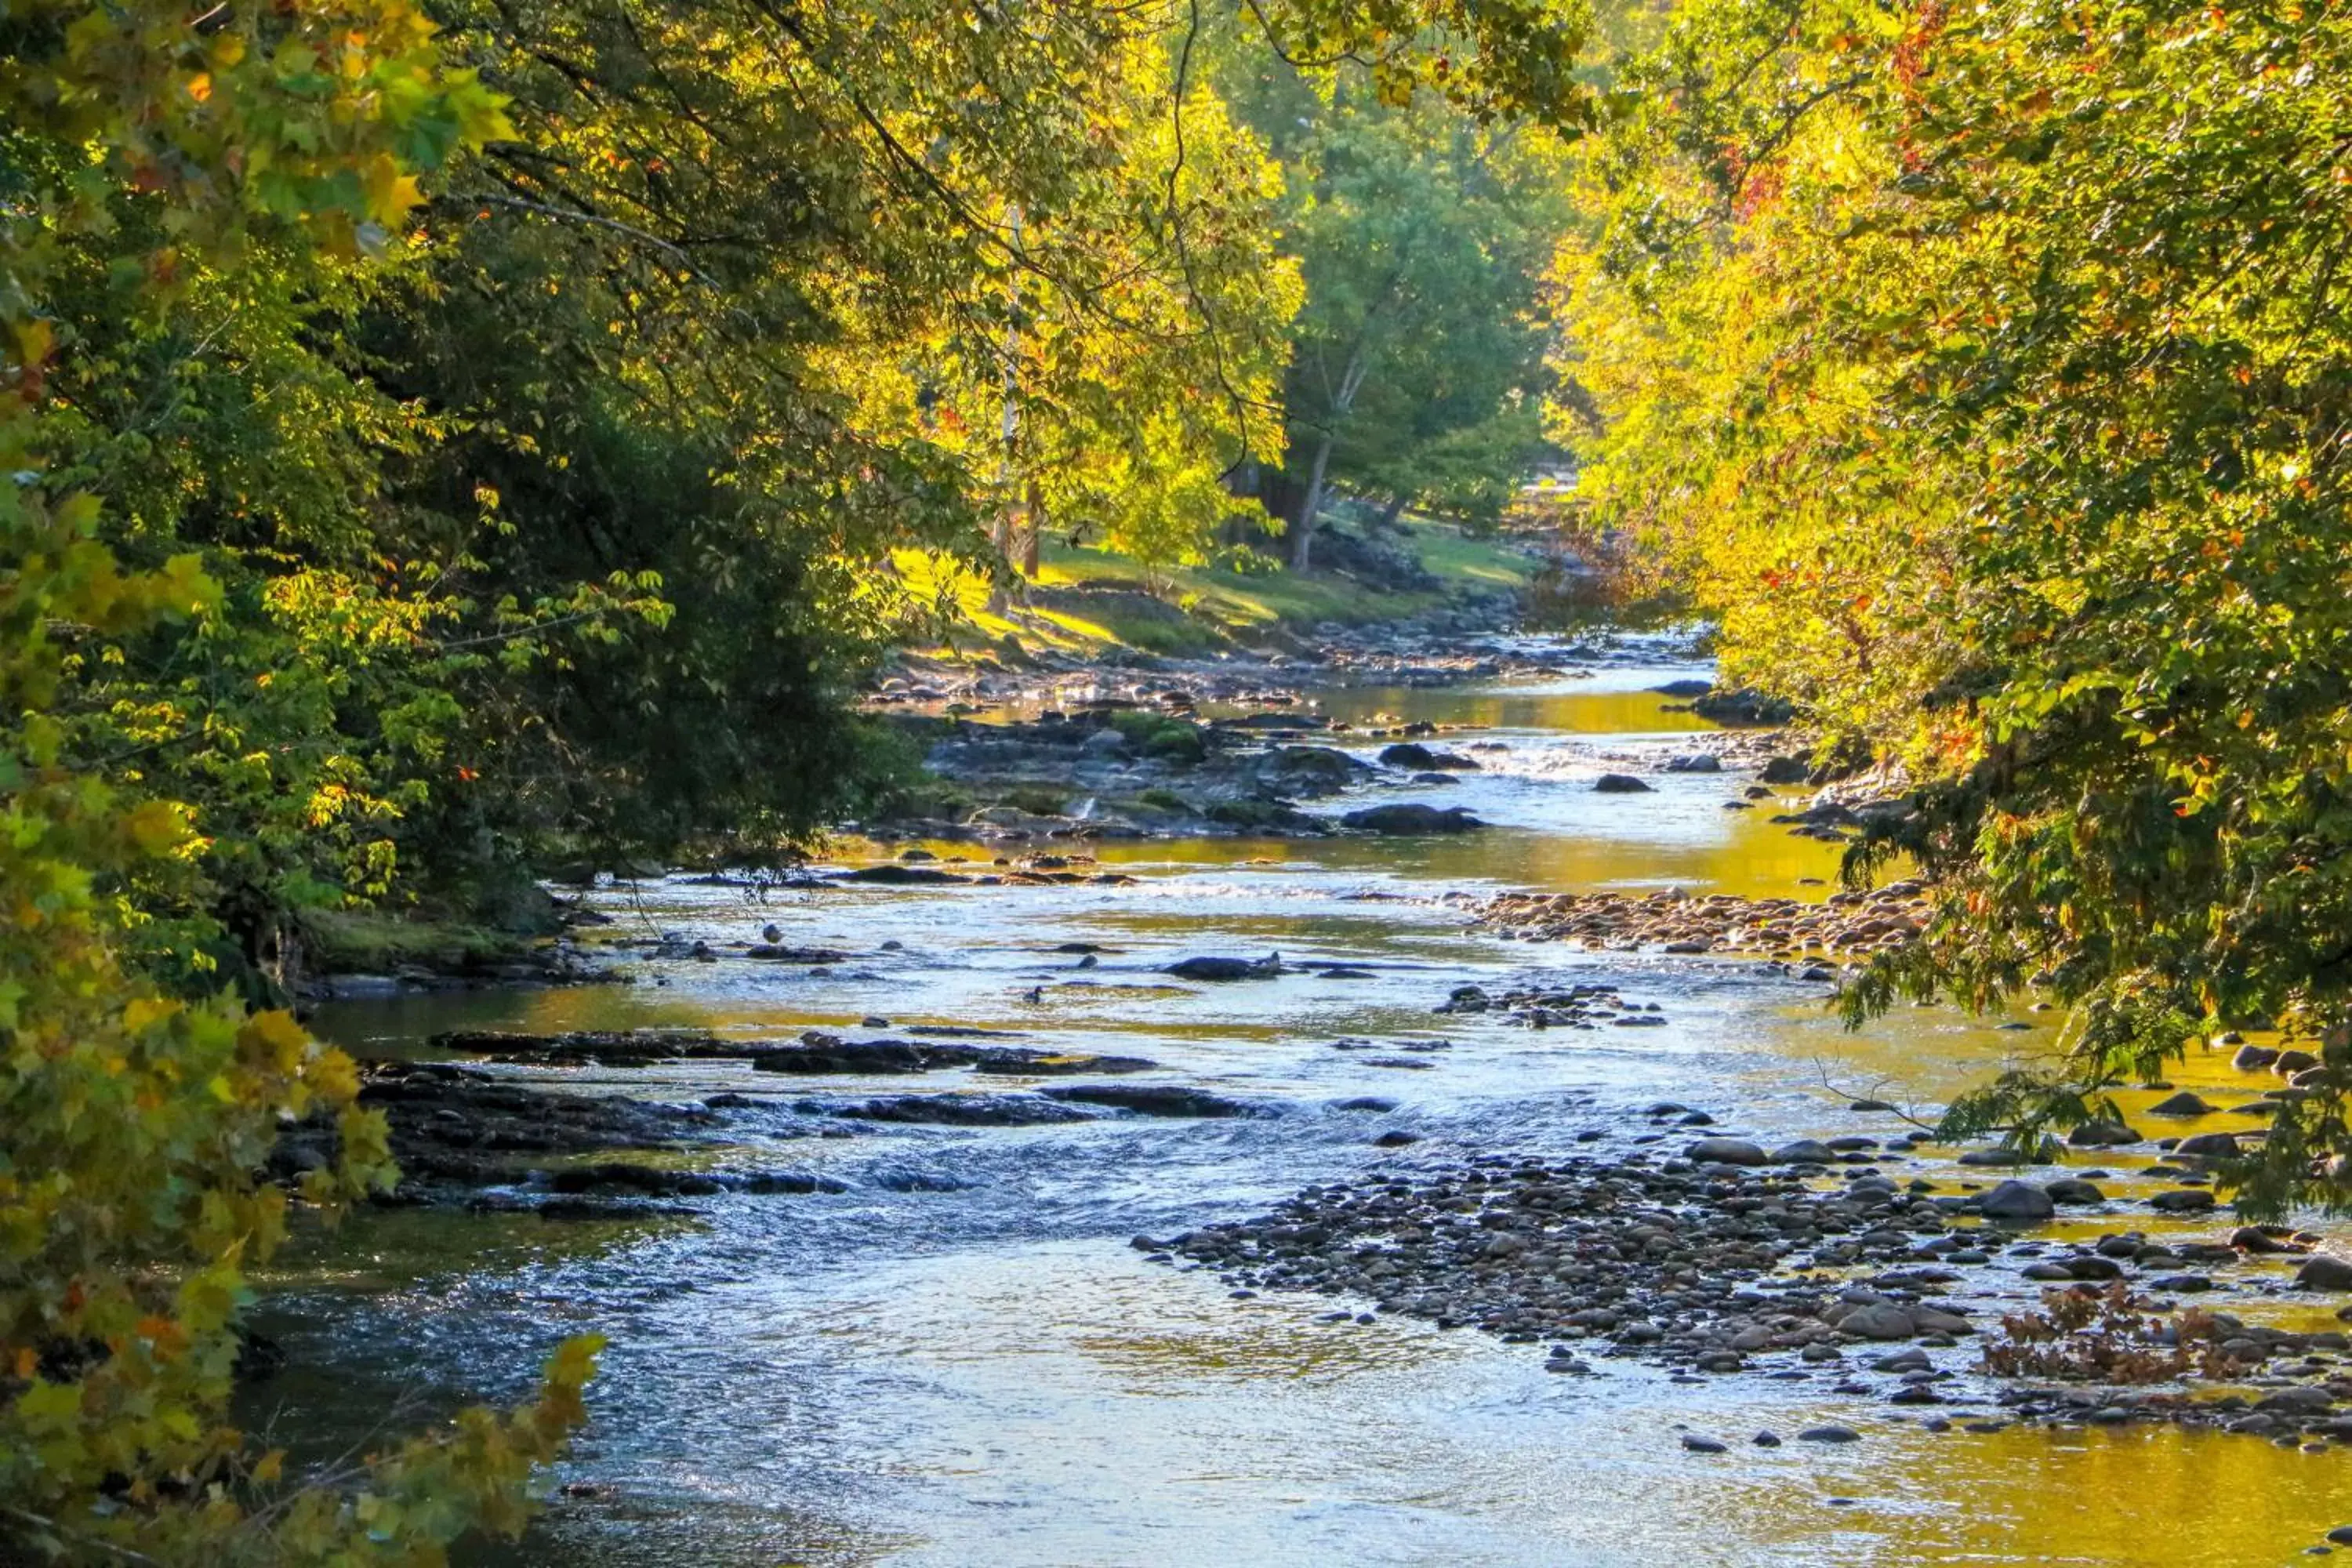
left=1018, top=478, right=1042, bottom=577
left=1290, top=432, right=1335, bottom=571
left=985, top=514, right=1011, bottom=612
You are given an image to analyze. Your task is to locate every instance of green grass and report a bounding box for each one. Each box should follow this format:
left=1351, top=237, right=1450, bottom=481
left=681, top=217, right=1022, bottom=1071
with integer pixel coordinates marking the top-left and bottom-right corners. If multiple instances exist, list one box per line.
left=299, top=909, right=542, bottom=975
left=1038, top=520, right=1537, bottom=635
left=893, top=518, right=1538, bottom=664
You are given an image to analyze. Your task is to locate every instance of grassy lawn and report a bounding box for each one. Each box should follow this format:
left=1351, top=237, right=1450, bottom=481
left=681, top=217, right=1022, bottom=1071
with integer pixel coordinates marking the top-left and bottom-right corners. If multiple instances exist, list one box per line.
left=889, top=517, right=1541, bottom=664
left=888, top=518, right=1540, bottom=660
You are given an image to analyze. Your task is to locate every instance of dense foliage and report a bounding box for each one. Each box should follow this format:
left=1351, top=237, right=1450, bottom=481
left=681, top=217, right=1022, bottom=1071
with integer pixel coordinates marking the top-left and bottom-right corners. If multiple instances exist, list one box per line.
left=1559, top=0, right=2352, bottom=1207
left=1, top=3, right=603, bottom=1560
left=1233, top=57, right=1581, bottom=564
left=2, top=0, right=1592, bottom=1557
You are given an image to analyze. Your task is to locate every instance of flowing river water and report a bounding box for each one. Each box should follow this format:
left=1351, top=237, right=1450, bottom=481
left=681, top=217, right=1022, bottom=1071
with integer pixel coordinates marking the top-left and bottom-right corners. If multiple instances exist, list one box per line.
left=262, top=643, right=2352, bottom=1566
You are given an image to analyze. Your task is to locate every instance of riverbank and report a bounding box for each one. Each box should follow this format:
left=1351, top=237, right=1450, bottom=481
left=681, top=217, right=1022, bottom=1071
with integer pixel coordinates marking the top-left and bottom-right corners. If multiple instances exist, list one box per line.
left=887, top=517, right=1549, bottom=667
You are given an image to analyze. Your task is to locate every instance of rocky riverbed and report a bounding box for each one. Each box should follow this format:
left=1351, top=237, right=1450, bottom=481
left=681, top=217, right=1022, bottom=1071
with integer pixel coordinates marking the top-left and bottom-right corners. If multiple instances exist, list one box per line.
left=268, top=635, right=2352, bottom=1567
left=1475, top=881, right=1930, bottom=959
left=1157, top=1117, right=2352, bottom=1448
left=863, top=650, right=1828, bottom=848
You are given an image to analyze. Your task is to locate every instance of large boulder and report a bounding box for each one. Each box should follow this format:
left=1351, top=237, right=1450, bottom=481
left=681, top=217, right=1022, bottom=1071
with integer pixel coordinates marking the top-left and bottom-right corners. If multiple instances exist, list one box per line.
left=2296, top=1255, right=2352, bottom=1291
left=1980, top=1180, right=2056, bottom=1220
left=1255, top=746, right=1370, bottom=796
left=1341, top=804, right=1484, bottom=835
left=837, top=864, right=971, bottom=885
left=1685, top=1137, right=1769, bottom=1166
left=1378, top=742, right=1480, bottom=771
left=1592, top=774, right=1653, bottom=794
left=1166, top=953, right=1283, bottom=982
left=2172, top=1131, right=2242, bottom=1158
left=1838, top=1304, right=1916, bottom=1341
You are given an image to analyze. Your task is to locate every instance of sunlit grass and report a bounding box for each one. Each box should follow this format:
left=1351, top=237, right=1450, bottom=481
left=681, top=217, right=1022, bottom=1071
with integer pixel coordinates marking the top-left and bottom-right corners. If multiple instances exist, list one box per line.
left=897, top=520, right=1539, bottom=660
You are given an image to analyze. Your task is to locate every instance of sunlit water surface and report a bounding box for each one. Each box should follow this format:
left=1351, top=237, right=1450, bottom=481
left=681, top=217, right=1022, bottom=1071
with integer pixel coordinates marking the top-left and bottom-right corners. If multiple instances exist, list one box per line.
left=270, top=644, right=2352, bottom=1566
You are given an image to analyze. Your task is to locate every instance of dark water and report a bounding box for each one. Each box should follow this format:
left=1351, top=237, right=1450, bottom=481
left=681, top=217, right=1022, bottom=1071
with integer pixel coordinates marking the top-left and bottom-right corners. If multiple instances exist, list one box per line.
left=263, top=648, right=2351, bottom=1566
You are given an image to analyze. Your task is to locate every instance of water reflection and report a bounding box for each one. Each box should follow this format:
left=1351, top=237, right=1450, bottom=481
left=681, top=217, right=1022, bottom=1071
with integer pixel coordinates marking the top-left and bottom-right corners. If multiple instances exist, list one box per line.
left=278, top=655, right=2349, bottom=1567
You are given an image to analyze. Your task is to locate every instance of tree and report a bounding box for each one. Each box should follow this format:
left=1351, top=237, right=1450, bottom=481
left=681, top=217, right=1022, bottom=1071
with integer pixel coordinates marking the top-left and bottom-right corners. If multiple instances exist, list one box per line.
left=1231, top=68, right=1577, bottom=567
left=1, top=1, right=601, bottom=1560
left=1, top=0, right=1596, bottom=1548
left=1557, top=0, right=2352, bottom=1212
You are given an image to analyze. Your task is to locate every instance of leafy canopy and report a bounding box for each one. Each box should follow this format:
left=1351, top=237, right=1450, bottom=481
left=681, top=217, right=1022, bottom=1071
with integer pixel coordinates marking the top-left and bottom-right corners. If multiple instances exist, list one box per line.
left=1558, top=0, right=2352, bottom=1212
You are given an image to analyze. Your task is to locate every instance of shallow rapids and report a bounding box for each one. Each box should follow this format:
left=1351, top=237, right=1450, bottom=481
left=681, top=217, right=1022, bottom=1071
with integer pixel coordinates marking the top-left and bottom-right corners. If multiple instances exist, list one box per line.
left=267, top=641, right=2352, bottom=1567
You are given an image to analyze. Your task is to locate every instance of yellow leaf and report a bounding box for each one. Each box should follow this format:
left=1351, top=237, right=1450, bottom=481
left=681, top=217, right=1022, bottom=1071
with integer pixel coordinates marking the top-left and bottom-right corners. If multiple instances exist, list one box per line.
left=240, top=1010, right=311, bottom=1070
left=123, top=996, right=180, bottom=1033
left=124, top=800, right=189, bottom=856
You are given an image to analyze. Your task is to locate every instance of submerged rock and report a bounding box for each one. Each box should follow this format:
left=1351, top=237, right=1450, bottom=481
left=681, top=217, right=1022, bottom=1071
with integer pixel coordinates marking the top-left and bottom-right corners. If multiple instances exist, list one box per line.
left=746, top=944, right=851, bottom=962
left=1797, top=1425, right=1862, bottom=1444
left=836, top=864, right=973, bottom=885
left=1341, top=803, right=1485, bottom=835
left=1980, top=1180, right=2056, bottom=1220
left=1378, top=742, right=1480, bottom=771
left=1592, top=773, right=1653, bottom=793
left=1167, top=953, right=1283, bottom=982
left=826, top=1094, right=1097, bottom=1126
left=1040, top=1084, right=1258, bottom=1118
left=541, top=1162, right=722, bottom=1197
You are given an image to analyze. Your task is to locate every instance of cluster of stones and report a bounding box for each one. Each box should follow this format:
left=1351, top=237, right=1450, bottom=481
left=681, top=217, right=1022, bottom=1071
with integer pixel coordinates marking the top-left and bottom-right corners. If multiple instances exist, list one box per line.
left=430, top=1026, right=1157, bottom=1078
left=1434, top=981, right=1668, bottom=1030
left=1153, top=1115, right=2352, bottom=1443
left=1151, top=1142, right=1983, bottom=1365
left=866, top=622, right=1583, bottom=713
left=1993, top=1356, right=2352, bottom=1446
left=273, top=1062, right=726, bottom=1210
left=2048, top=1044, right=2347, bottom=1175
left=1475, top=881, right=1930, bottom=958
left=822, top=1083, right=1257, bottom=1123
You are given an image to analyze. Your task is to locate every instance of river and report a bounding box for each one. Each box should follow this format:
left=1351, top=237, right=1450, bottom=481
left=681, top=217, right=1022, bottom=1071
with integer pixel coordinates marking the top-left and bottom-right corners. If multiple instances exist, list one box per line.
left=261, top=641, right=2351, bottom=1567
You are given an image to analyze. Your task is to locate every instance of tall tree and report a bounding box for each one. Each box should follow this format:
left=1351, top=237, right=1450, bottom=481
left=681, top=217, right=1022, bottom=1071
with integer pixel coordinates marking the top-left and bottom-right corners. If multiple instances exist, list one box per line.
left=0, top=2, right=603, bottom=1560
left=0, top=0, right=1594, bottom=1548
left=1231, top=69, right=1575, bottom=567
left=1558, top=0, right=2352, bottom=1210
